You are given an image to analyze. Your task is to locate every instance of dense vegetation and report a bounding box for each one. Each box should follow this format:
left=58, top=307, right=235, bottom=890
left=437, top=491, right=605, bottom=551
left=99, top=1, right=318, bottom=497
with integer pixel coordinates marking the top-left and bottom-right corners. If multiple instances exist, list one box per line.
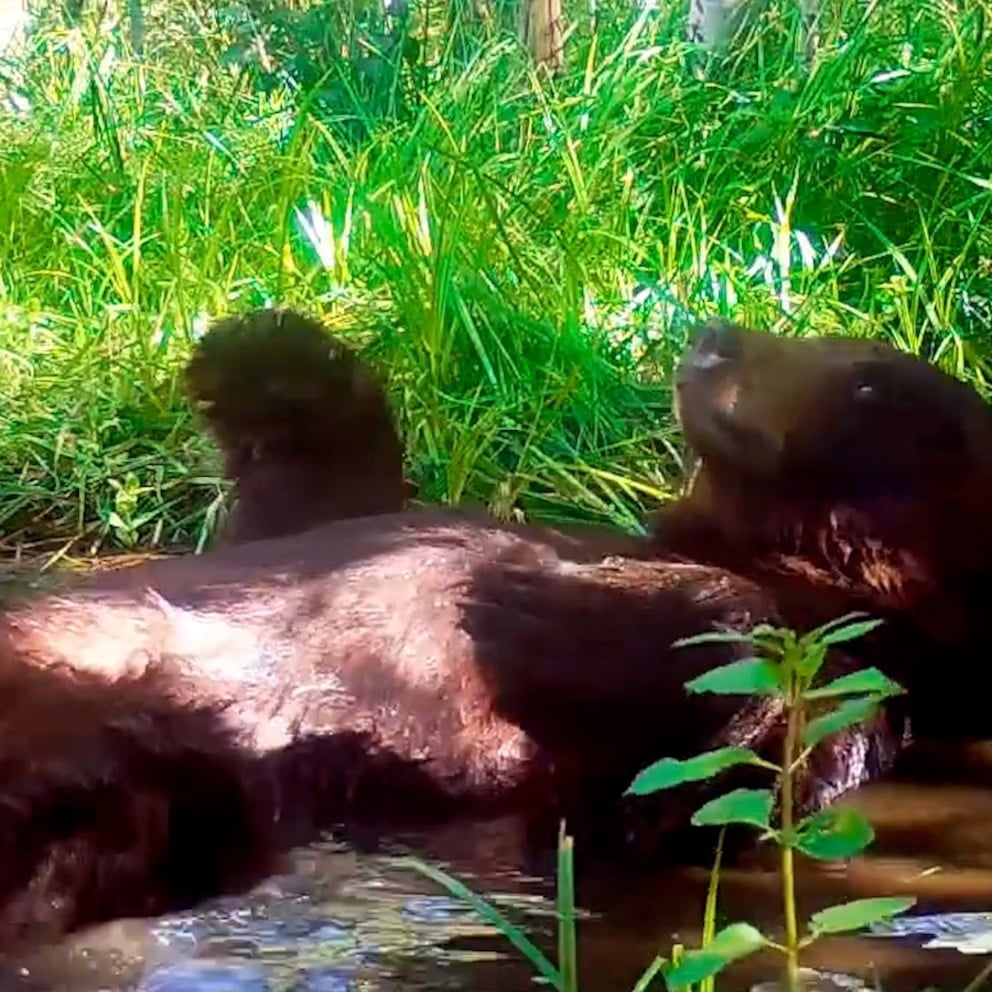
left=0, top=0, right=989, bottom=555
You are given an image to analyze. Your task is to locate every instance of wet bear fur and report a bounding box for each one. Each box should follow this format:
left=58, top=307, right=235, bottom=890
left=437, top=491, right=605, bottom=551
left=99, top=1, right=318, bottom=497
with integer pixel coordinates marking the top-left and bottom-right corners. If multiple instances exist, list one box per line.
left=0, top=312, right=986, bottom=948
left=652, top=319, right=992, bottom=742
left=184, top=307, right=416, bottom=541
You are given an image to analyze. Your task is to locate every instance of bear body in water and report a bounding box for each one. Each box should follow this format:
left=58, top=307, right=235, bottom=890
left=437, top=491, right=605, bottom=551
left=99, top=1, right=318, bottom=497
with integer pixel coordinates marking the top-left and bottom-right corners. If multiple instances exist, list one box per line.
left=0, top=312, right=989, bottom=948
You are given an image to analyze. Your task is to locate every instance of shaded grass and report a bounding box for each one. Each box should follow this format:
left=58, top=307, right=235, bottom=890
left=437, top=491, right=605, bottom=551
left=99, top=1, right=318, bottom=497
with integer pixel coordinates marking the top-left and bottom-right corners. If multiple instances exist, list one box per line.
left=0, top=0, right=990, bottom=552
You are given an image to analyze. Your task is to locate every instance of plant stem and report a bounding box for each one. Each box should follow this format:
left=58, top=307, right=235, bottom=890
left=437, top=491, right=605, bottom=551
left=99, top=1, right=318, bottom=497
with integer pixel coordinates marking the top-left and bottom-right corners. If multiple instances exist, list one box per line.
left=780, top=678, right=803, bottom=992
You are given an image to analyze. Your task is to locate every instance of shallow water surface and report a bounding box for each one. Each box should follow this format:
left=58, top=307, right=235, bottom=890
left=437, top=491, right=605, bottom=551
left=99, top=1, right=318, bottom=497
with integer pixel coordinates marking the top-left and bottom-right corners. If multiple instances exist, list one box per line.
left=9, top=750, right=992, bottom=992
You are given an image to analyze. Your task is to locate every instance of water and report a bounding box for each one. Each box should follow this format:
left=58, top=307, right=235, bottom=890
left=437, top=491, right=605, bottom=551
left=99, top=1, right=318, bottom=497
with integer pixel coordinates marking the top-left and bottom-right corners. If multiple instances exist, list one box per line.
left=7, top=749, right=992, bottom=992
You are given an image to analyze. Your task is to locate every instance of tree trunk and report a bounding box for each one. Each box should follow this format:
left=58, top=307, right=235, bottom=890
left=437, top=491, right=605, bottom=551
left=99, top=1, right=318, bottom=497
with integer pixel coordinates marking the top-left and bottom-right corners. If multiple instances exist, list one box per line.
left=518, top=0, right=563, bottom=71
left=685, top=0, right=823, bottom=61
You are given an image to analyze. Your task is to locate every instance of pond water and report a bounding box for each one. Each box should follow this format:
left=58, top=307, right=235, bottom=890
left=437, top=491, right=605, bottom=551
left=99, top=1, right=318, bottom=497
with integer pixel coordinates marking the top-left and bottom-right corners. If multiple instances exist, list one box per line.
left=6, top=747, right=992, bottom=992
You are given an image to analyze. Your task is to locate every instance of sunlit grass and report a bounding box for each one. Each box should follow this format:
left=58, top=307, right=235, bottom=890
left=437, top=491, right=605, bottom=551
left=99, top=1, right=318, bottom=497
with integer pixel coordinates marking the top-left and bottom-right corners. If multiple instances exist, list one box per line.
left=0, top=0, right=989, bottom=553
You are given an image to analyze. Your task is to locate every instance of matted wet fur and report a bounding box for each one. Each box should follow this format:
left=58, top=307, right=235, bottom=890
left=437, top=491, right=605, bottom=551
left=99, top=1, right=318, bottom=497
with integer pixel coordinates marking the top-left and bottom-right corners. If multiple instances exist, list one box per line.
left=0, top=510, right=904, bottom=948
left=185, top=308, right=415, bottom=541
left=1, top=317, right=990, bottom=947
left=0, top=646, right=277, bottom=951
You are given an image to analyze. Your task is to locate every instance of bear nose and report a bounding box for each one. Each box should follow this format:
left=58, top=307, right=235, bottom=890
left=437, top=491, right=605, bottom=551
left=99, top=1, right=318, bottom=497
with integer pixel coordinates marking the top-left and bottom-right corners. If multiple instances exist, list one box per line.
left=683, top=319, right=742, bottom=370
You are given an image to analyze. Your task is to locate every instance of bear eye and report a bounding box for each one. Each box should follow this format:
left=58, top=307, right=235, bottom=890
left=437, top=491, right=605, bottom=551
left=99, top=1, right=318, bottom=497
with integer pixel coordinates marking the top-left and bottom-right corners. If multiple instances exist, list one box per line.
left=853, top=380, right=874, bottom=399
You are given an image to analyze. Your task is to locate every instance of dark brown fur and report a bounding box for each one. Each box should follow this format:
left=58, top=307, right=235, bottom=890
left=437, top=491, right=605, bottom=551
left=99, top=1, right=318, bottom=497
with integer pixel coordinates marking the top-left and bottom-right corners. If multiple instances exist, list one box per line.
left=0, top=646, right=277, bottom=950
left=185, top=308, right=415, bottom=541
left=648, top=318, right=992, bottom=739
left=0, top=318, right=987, bottom=947
left=0, top=509, right=902, bottom=948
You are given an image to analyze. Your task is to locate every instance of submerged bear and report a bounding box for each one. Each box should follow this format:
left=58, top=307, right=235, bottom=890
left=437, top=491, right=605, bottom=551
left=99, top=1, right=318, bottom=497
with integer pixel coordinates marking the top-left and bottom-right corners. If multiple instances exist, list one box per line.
left=0, top=311, right=990, bottom=950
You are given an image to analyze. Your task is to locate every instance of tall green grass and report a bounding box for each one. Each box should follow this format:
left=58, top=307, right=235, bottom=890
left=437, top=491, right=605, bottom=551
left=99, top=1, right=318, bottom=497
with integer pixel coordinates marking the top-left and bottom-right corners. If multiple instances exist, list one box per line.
left=0, top=0, right=989, bottom=553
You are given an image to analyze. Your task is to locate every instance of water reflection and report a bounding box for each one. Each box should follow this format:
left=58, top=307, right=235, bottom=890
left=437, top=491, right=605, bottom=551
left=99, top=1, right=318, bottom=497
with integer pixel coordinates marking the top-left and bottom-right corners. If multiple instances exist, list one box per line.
left=8, top=755, right=992, bottom=992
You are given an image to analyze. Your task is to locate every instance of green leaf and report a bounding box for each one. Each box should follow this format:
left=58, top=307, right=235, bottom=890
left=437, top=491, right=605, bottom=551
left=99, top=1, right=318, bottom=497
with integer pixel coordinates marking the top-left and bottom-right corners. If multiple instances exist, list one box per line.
left=673, top=630, right=756, bottom=649
left=808, top=897, right=917, bottom=936
left=801, top=696, right=879, bottom=748
left=803, top=612, right=872, bottom=642
left=750, top=622, right=787, bottom=641
left=663, top=923, right=768, bottom=990
left=794, top=642, right=827, bottom=682
left=632, top=953, right=669, bottom=992
left=816, top=616, right=884, bottom=646
left=627, top=747, right=761, bottom=796
left=805, top=667, right=905, bottom=700
left=685, top=657, right=783, bottom=696
left=556, top=827, right=577, bottom=992
left=795, top=807, right=876, bottom=860
left=691, top=788, right=773, bottom=830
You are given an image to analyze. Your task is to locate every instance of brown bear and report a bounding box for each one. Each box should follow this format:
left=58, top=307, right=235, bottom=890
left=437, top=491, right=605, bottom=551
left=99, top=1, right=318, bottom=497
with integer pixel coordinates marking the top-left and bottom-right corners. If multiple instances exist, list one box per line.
left=655, top=318, right=992, bottom=741
left=0, top=312, right=979, bottom=950
left=0, top=523, right=897, bottom=950
left=462, top=318, right=992, bottom=824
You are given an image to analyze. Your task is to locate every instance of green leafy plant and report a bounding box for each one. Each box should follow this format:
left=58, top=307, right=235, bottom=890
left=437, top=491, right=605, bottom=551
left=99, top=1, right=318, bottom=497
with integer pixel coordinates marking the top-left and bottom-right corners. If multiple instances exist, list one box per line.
left=627, top=612, right=917, bottom=992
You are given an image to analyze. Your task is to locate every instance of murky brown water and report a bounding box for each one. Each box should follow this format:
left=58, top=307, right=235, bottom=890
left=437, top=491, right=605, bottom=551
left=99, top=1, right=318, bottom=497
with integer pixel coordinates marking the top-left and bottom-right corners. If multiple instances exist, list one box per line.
left=6, top=748, right=992, bottom=992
